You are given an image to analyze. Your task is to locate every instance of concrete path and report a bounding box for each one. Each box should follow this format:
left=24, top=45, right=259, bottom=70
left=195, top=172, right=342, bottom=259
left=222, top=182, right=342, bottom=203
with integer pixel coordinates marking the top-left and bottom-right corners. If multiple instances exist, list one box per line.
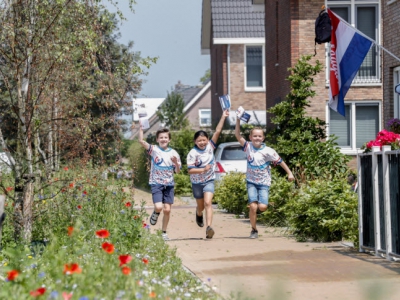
left=133, top=189, right=400, bottom=300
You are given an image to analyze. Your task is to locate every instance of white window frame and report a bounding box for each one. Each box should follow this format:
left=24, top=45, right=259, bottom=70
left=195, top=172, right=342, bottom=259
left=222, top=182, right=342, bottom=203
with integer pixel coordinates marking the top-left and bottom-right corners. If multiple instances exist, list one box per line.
left=394, top=67, right=400, bottom=118
left=244, top=44, right=266, bottom=92
left=326, top=100, right=382, bottom=155
left=325, top=0, right=381, bottom=86
left=198, top=108, right=211, bottom=127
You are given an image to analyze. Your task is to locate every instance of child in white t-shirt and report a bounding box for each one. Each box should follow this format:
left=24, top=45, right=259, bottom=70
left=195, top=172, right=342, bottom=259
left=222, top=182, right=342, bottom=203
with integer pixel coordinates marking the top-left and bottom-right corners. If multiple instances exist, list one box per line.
left=139, top=125, right=181, bottom=241
left=235, top=116, right=294, bottom=239
left=187, top=110, right=229, bottom=239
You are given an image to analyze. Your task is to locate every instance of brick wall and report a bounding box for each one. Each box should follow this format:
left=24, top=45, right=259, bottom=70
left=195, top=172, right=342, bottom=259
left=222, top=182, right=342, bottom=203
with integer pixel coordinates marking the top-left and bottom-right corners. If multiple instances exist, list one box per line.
left=382, top=0, right=400, bottom=126
left=228, top=44, right=266, bottom=111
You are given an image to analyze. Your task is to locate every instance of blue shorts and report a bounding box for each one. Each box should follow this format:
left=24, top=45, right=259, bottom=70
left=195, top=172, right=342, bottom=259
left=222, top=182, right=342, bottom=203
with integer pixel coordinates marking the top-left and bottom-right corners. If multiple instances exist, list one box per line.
left=151, top=185, right=174, bottom=204
left=191, top=180, right=215, bottom=199
left=247, top=182, right=269, bottom=205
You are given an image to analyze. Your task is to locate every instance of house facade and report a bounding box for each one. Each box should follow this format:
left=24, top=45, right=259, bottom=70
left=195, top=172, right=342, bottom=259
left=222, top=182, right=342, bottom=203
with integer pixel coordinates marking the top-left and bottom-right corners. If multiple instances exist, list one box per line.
left=382, top=0, right=400, bottom=123
left=265, top=0, right=383, bottom=157
left=130, top=81, right=212, bottom=139
left=201, top=0, right=267, bottom=127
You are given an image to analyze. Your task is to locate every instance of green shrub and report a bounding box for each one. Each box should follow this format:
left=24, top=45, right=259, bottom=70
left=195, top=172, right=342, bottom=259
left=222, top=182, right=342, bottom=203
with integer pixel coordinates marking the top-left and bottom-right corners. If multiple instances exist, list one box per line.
left=214, top=172, right=248, bottom=216
left=258, top=169, right=296, bottom=227
left=285, top=178, right=358, bottom=243
left=126, top=140, right=150, bottom=190
left=174, top=168, right=192, bottom=196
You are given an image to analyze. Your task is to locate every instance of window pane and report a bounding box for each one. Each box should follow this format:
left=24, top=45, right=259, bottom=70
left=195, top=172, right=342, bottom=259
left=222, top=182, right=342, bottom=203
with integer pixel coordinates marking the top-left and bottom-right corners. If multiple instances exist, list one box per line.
left=357, top=6, right=376, bottom=78
left=246, top=46, right=263, bottom=87
left=331, top=7, right=349, bottom=21
left=356, top=105, right=379, bottom=148
left=221, top=147, right=247, bottom=160
left=199, top=110, right=211, bottom=126
left=330, top=106, right=351, bottom=146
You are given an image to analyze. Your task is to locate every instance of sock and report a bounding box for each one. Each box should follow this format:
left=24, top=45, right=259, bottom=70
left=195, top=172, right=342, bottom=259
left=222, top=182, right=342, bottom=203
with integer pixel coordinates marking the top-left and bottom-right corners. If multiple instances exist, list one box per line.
left=163, top=231, right=166, bottom=234
left=154, top=211, right=160, bottom=215
left=252, top=228, right=258, bottom=232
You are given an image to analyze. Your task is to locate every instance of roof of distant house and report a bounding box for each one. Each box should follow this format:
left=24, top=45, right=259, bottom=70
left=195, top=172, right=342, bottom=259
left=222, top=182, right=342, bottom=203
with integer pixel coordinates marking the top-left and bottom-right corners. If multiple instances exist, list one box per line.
left=133, top=98, right=165, bottom=121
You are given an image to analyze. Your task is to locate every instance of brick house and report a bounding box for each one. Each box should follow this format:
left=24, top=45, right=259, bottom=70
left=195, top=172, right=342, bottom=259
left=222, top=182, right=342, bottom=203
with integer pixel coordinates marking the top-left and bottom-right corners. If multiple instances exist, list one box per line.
left=203, top=0, right=383, bottom=158
left=382, top=0, right=400, bottom=123
left=130, top=81, right=211, bottom=139
left=201, top=0, right=267, bottom=127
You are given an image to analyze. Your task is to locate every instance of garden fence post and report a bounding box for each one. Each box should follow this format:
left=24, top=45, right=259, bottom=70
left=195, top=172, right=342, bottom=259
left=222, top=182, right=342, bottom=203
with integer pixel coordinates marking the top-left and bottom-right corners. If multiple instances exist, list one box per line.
left=372, top=146, right=381, bottom=256
left=382, top=145, right=392, bottom=260
left=357, top=150, right=364, bottom=252
left=0, top=194, right=5, bottom=247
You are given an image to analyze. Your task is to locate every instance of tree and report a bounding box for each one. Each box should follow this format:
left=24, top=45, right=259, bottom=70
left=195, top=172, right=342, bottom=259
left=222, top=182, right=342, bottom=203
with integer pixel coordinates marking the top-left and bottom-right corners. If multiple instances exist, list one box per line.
left=200, top=69, right=211, bottom=85
left=0, top=0, right=155, bottom=242
left=156, top=91, right=189, bottom=130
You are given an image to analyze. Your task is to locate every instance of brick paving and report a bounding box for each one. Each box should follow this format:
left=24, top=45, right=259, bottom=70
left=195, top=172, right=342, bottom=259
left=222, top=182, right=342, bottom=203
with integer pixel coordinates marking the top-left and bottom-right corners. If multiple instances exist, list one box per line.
left=134, top=190, right=400, bottom=300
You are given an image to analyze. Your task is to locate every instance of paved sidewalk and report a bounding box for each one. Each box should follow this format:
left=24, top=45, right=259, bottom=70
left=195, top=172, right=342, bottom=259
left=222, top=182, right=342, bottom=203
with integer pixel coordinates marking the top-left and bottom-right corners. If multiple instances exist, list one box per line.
left=134, top=190, right=400, bottom=300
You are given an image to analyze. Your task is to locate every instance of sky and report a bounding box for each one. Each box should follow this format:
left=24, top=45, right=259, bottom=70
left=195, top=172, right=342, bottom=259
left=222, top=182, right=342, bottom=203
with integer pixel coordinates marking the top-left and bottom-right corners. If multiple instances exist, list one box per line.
left=105, top=0, right=210, bottom=98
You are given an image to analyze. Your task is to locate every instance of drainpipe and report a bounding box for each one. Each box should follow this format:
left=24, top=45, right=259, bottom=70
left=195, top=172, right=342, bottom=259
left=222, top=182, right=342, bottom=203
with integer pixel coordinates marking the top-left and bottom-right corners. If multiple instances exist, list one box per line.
left=227, top=44, right=231, bottom=95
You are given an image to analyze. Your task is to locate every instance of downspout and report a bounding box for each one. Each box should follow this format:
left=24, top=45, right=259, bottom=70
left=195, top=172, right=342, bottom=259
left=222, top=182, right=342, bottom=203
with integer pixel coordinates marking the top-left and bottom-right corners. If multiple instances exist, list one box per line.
left=227, top=44, right=230, bottom=95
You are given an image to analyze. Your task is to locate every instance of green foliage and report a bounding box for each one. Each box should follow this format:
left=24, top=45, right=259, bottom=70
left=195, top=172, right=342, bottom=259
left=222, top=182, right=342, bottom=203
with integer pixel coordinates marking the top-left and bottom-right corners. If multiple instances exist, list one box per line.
left=267, top=55, right=326, bottom=165
left=169, top=128, right=196, bottom=166
left=0, top=167, right=218, bottom=299
left=127, top=140, right=150, bottom=190
left=258, top=169, right=296, bottom=227
left=156, top=91, right=189, bottom=130
left=173, top=169, right=192, bottom=196
left=285, top=179, right=358, bottom=243
left=214, top=173, right=248, bottom=216
left=200, top=69, right=211, bottom=85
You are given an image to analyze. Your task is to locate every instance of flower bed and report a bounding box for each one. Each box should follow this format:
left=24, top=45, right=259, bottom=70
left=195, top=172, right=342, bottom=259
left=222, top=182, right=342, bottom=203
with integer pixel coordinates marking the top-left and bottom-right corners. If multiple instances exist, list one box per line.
left=0, top=167, right=218, bottom=299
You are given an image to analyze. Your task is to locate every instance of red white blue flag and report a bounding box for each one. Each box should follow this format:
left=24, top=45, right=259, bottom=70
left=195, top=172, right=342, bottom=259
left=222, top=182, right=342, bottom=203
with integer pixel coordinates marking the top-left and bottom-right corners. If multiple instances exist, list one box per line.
left=328, top=9, right=372, bottom=117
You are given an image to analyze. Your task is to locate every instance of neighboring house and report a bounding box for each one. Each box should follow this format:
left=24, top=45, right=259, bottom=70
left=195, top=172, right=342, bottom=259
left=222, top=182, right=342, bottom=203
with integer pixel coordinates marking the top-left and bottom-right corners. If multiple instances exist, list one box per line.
left=201, top=0, right=267, bottom=127
left=382, top=0, right=400, bottom=123
left=130, top=81, right=212, bottom=139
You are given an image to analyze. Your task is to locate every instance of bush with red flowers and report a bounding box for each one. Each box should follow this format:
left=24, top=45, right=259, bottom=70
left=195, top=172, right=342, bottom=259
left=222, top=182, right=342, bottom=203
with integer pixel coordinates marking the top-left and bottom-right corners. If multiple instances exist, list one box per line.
left=363, top=129, right=400, bottom=152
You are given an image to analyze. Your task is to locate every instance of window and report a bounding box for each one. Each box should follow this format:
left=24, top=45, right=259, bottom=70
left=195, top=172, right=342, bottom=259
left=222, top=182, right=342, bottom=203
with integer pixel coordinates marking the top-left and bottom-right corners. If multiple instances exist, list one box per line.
left=245, top=45, right=265, bottom=91
left=199, top=109, right=211, bottom=127
left=328, top=102, right=380, bottom=154
left=326, top=0, right=380, bottom=84
left=394, top=67, right=400, bottom=118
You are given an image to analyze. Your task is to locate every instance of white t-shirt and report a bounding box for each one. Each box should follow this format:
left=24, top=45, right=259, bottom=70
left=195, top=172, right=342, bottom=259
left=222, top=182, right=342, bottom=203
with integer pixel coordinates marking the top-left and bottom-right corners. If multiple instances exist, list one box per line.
left=243, top=141, right=282, bottom=186
left=147, top=145, right=181, bottom=186
left=187, top=140, right=216, bottom=184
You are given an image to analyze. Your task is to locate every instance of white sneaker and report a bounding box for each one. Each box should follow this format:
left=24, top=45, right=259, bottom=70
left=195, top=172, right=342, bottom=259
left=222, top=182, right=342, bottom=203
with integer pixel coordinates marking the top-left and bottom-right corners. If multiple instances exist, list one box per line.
left=162, top=233, right=169, bottom=241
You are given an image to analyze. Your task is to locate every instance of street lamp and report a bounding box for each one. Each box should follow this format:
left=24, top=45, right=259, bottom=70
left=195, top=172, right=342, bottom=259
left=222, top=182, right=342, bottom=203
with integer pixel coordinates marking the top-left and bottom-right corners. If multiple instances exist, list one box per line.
left=396, top=83, right=400, bottom=95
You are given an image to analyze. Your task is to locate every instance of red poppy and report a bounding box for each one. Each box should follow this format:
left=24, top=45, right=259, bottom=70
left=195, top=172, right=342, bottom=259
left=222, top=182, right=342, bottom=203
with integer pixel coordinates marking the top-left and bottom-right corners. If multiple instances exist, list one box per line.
left=125, top=202, right=132, bottom=207
left=133, top=215, right=138, bottom=220
left=61, top=188, right=67, bottom=193
left=83, top=191, right=87, bottom=195
left=77, top=205, right=82, bottom=210
left=5, top=187, right=13, bottom=192
left=121, top=266, right=131, bottom=275
left=62, top=292, right=73, bottom=300
left=69, top=183, right=74, bottom=188
left=142, top=258, right=149, bottom=265
left=102, top=242, right=114, bottom=254
left=95, top=229, right=110, bottom=238
left=149, top=291, right=156, bottom=298
left=142, top=223, right=147, bottom=228
left=63, top=263, right=82, bottom=275
left=30, top=287, right=46, bottom=297
left=63, top=167, right=69, bottom=171
left=119, top=255, right=132, bottom=266
left=67, top=227, right=74, bottom=236
left=6, top=270, right=19, bottom=281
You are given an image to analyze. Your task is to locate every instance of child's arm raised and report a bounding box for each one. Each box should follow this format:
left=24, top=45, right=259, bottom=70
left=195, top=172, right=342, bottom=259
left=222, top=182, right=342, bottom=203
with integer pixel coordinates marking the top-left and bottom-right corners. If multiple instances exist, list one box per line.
left=211, top=110, right=229, bottom=144
left=138, top=122, right=150, bottom=151
left=235, top=116, right=246, bottom=147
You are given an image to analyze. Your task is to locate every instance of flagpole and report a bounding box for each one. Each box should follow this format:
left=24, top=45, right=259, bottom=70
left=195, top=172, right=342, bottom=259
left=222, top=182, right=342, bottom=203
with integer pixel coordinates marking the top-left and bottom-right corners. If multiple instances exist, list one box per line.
left=328, top=8, right=400, bottom=63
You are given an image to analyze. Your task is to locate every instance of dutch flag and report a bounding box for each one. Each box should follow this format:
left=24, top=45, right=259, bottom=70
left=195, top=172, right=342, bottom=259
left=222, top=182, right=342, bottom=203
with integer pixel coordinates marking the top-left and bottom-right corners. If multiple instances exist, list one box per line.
left=328, top=9, right=372, bottom=117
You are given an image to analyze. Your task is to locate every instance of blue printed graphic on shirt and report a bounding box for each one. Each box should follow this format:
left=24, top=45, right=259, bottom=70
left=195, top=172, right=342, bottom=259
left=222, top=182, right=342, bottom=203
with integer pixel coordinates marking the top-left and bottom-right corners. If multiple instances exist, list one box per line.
left=243, top=142, right=282, bottom=186
left=187, top=140, right=216, bottom=184
left=147, top=145, right=181, bottom=186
